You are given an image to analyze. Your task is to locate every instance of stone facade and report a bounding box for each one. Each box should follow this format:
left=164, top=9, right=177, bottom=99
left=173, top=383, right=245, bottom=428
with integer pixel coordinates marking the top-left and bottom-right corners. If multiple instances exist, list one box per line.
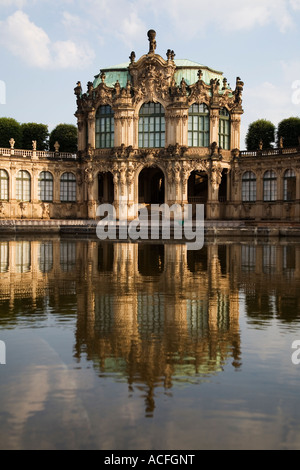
left=0, top=29, right=300, bottom=222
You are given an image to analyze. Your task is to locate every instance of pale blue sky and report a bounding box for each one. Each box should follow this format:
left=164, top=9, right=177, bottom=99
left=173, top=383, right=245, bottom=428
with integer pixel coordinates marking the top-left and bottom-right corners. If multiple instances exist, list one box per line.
left=1, top=0, right=300, bottom=148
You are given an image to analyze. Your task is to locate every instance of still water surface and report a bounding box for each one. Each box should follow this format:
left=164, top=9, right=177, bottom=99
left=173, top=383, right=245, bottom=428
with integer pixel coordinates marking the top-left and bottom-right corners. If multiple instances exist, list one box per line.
left=0, top=237, right=300, bottom=450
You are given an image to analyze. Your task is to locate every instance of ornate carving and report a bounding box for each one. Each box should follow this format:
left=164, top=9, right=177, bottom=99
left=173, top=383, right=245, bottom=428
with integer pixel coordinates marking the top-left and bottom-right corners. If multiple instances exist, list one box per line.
left=84, top=167, right=94, bottom=185
left=210, top=164, right=223, bottom=190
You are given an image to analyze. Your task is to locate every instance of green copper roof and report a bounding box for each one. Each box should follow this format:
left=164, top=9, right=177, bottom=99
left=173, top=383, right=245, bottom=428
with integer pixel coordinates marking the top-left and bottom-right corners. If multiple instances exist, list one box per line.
left=93, top=58, right=224, bottom=89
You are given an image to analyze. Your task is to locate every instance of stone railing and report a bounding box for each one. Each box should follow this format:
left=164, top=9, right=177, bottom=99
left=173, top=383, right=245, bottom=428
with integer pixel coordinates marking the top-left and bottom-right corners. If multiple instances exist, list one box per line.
left=0, top=148, right=77, bottom=160
left=240, top=147, right=300, bottom=158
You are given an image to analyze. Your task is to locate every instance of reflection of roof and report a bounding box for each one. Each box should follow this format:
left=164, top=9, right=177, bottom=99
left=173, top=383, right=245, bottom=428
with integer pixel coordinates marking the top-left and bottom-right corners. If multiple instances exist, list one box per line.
left=93, top=58, right=224, bottom=89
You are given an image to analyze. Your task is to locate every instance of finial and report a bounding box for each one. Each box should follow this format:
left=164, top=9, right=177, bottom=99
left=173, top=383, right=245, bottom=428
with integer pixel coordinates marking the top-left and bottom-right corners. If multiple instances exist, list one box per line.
left=147, top=29, right=157, bottom=54
left=100, top=71, right=106, bottom=83
left=198, top=69, right=203, bottom=81
left=129, top=51, right=136, bottom=64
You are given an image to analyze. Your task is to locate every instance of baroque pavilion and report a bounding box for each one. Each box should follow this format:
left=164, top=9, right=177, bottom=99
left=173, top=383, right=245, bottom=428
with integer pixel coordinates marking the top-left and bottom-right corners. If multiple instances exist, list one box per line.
left=0, top=29, right=300, bottom=222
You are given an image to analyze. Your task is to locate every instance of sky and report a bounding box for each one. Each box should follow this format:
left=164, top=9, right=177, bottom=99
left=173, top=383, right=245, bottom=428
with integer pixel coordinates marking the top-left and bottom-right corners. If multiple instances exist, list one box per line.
left=1, top=0, right=300, bottom=149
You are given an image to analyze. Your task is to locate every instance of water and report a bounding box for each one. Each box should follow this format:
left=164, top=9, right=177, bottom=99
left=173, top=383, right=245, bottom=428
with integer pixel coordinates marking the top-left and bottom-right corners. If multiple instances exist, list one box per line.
left=0, top=237, right=300, bottom=450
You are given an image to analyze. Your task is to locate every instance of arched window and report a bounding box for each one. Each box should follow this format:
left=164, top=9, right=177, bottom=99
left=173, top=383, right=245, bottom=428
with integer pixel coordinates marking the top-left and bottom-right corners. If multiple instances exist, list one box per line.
left=263, top=170, right=277, bottom=202
left=0, top=170, right=9, bottom=201
left=284, top=169, right=296, bottom=201
left=0, top=242, right=9, bottom=273
left=219, top=108, right=231, bottom=150
left=38, top=171, right=53, bottom=202
left=139, top=102, right=165, bottom=148
left=242, top=171, right=256, bottom=202
left=15, top=241, right=31, bottom=274
left=188, top=103, right=210, bottom=147
left=96, top=105, right=115, bottom=149
left=16, top=170, right=31, bottom=202
left=39, top=242, right=53, bottom=273
left=60, top=173, right=76, bottom=202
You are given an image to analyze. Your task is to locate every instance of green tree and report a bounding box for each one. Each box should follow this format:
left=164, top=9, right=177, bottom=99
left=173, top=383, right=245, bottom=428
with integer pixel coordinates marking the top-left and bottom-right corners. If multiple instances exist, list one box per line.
left=21, top=123, right=49, bottom=150
left=49, top=124, right=78, bottom=153
left=245, top=119, right=275, bottom=151
left=277, top=117, right=300, bottom=148
left=0, top=117, right=22, bottom=148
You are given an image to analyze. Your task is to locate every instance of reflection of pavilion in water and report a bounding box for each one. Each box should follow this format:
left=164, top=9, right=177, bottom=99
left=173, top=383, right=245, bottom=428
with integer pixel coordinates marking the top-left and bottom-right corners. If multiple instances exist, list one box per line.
left=1, top=239, right=300, bottom=415
left=75, top=242, right=242, bottom=416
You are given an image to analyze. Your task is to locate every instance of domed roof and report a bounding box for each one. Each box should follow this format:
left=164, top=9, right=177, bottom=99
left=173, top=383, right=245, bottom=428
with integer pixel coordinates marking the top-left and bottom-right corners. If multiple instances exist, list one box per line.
left=93, top=58, right=224, bottom=89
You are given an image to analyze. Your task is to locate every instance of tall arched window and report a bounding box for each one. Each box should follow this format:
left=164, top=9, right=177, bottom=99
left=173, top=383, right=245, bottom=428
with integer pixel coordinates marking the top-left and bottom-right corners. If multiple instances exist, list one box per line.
left=15, top=241, right=31, bottom=274
left=219, top=108, right=231, bottom=150
left=96, top=105, right=115, bottom=149
left=60, top=173, right=76, bottom=202
left=16, top=170, right=31, bottom=202
left=0, top=170, right=9, bottom=201
left=263, top=170, right=277, bottom=202
left=284, top=169, right=296, bottom=201
left=188, top=103, right=210, bottom=147
left=38, top=171, right=53, bottom=202
left=139, top=102, right=165, bottom=148
left=242, top=171, right=256, bottom=202
left=39, top=242, right=53, bottom=273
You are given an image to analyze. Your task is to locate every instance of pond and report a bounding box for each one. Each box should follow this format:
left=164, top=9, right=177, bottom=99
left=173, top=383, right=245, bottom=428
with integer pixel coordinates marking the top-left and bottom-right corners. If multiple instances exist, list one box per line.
left=0, top=237, right=300, bottom=450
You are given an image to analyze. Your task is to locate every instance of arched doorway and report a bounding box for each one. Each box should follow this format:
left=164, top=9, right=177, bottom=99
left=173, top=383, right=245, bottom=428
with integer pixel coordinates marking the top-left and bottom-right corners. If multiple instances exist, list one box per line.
left=98, top=172, right=114, bottom=204
left=188, top=170, right=208, bottom=219
left=139, top=167, right=165, bottom=204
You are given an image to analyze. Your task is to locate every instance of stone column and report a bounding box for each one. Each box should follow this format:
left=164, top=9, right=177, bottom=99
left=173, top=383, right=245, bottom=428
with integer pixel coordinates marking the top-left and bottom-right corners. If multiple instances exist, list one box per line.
left=230, top=114, right=242, bottom=150
left=207, top=165, right=222, bottom=219
left=88, top=110, right=96, bottom=149
left=77, top=116, right=86, bottom=152
left=210, top=109, right=219, bottom=145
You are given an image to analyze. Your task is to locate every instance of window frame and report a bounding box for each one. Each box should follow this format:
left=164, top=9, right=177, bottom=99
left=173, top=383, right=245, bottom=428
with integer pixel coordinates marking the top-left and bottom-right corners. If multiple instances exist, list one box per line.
left=0, top=169, right=9, bottom=201
left=283, top=169, right=296, bottom=202
left=138, top=102, right=165, bottom=149
left=95, top=105, right=115, bottom=149
left=60, top=172, right=76, bottom=203
left=38, top=171, right=53, bottom=203
left=188, top=103, right=210, bottom=148
left=242, top=171, right=257, bottom=203
left=16, top=170, right=31, bottom=202
left=263, top=170, right=277, bottom=202
left=219, top=107, right=231, bottom=150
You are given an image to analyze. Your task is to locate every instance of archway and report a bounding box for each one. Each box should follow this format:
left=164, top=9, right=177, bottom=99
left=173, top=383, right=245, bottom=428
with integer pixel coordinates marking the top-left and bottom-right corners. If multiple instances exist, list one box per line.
left=218, top=169, right=228, bottom=202
left=139, top=167, right=165, bottom=204
left=188, top=171, right=208, bottom=203
left=98, top=172, right=114, bottom=204
left=188, top=170, right=208, bottom=218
